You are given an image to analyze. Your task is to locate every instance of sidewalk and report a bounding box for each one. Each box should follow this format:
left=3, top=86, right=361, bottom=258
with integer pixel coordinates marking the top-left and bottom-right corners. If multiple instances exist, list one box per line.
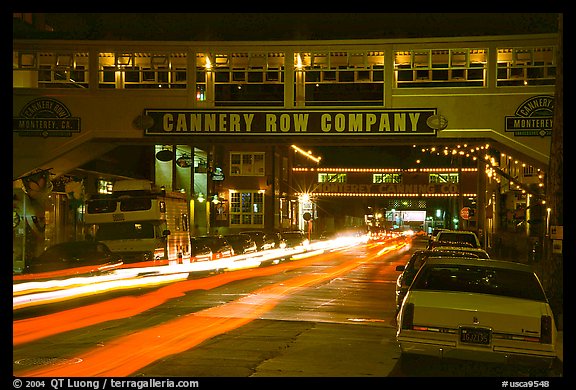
left=556, top=331, right=563, bottom=363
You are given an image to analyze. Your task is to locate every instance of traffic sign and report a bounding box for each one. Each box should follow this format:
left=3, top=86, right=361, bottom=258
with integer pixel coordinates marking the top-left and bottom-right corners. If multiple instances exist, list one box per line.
left=460, top=207, right=470, bottom=220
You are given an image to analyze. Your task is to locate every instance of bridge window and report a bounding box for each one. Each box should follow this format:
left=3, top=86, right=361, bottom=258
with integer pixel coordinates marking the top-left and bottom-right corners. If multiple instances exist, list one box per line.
left=300, top=51, right=385, bottom=106
left=394, top=48, right=486, bottom=88
left=208, top=52, right=285, bottom=106
left=13, top=50, right=89, bottom=88
left=230, top=152, right=265, bottom=176
left=97, top=52, right=187, bottom=89
left=497, top=47, right=556, bottom=86
left=229, top=190, right=264, bottom=227
left=373, top=173, right=402, bottom=183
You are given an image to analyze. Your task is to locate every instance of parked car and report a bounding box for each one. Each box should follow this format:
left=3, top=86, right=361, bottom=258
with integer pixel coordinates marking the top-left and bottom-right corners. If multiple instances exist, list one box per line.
left=266, top=230, right=285, bottom=249
left=428, top=229, right=481, bottom=250
left=189, top=240, right=213, bottom=262
left=191, top=235, right=234, bottom=260
left=396, top=257, right=557, bottom=372
left=280, top=231, right=309, bottom=249
left=24, top=240, right=123, bottom=276
left=427, top=228, right=447, bottom=248
left=224, top=234, right=258, bottom=255
left=241, top=230, right=276, bottom=251
left=395, top=249, right=489, bottom=312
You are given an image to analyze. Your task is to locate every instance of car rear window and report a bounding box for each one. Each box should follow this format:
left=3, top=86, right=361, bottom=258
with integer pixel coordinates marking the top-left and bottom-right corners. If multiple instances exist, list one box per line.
left=436, top=233, right=478, bottom=247
left=412, top=264, right=547, bottom=302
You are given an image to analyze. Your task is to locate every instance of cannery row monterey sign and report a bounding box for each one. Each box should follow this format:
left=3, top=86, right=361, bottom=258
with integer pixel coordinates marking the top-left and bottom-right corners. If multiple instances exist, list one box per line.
left=505, top=95, right=554, bottom=137
left=143, top=109, right=437, bottom=136
left=13, top=98, right=81, bottom=137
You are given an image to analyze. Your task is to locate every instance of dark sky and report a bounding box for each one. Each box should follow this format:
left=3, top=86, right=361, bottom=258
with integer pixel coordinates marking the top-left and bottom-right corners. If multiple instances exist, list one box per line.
left=15, top=13, right=560, bottom=41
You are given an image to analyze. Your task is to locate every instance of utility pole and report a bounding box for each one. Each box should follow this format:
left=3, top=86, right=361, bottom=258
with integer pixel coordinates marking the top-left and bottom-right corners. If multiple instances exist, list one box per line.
left=543, top=13, right=563, bottom=328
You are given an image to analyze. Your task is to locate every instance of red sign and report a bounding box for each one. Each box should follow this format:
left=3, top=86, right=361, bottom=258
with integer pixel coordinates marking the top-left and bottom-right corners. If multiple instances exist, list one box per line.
left=460, top=207, right=470, bottom=220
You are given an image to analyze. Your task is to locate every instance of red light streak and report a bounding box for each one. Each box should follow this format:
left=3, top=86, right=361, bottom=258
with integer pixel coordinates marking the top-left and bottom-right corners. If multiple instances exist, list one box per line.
left=13, top=250, right=338, bottom=346
left=15, top=242, right=405, bottom=377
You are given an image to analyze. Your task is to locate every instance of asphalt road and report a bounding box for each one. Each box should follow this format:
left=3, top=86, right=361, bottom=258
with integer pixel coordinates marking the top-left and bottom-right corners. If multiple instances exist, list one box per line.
left=12, top=236, right=564, bottom=384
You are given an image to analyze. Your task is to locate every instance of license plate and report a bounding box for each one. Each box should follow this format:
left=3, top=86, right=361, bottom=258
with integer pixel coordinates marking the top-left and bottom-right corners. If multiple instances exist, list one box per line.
left=460, top=327, right=491, bottom=345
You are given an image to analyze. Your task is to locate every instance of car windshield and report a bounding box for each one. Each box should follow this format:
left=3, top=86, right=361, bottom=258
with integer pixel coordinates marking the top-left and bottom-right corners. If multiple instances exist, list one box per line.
left=411, top=264, right=547, bottom=302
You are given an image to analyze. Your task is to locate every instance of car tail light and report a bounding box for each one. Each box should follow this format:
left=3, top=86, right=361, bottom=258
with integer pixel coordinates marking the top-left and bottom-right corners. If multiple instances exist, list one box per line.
left=540, top=315, right=553, bottom=344
left=400, top=302, right=414, bottom=330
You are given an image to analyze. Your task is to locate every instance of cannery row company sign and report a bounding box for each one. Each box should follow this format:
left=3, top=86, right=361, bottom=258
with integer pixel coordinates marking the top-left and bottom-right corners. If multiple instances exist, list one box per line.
left=143, top=109, right=437, bottom=136
left=13, top=98, right=81, bottom=137
left=314, top=183, right=461, bottom=195
left=505, top=95, right=554, bottom=137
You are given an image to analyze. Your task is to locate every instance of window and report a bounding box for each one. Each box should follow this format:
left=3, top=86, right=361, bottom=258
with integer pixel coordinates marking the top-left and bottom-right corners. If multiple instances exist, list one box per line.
left=429, top=173, right=459, bottom=184
left=412, top=265, right=547, bottom=302
left=95, top=222, right=155, bottom=240
left=373, top=173, right=402, bottom=183
left=497, top=47, right=556, bottom=86
left=318, top=173, right=347, bottom=183
left=97, top=179, right=113, bottom=195
left=98, top=52, right=187, bottom=89
left=300, top=51, right=385, bottom=106
left=394, top=48, right=487, bottom=88
left=229, top=190, right=264, bottom=227
left=120, top=197, right=152, bottom=211
left=210, top=52, right=285, bottom=106
left=230, top=152, right=265, bottom=176
left=13, top=50, right=90, bottom=88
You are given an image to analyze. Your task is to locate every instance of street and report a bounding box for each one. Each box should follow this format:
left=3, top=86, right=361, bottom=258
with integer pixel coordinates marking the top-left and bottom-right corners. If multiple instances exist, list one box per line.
left=13, top=236, right=563, bottom=381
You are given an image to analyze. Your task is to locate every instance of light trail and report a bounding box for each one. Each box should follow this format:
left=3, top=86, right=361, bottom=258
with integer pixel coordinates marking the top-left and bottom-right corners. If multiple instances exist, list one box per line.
left=16, top=240, right=406, bottom=377
left=13, top=242, right=367, bottom=346
left=13, top=236, right=368, bottom=309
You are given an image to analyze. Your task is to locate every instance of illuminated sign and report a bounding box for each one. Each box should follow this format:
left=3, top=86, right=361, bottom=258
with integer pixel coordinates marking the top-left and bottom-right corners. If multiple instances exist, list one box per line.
left=313, top=183, right=461, bottom=195
left=505, top=95, right=554, bottom=137
left=13, top=98, right=81, bottom=137
left=143, top=109, right=437, bottom=136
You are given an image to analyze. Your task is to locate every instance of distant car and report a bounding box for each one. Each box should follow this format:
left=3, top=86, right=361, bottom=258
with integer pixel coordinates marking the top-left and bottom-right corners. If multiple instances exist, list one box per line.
left=396, top=257, right=557, bottom=372
left=224, top=234, right=258, bottom=255
left=280, top=231, right=309, bottom=249
left=428, top=229, right=481, bottom=250
left=395, top=249, right=489, bottom=312
left=191, top=235, right=234, bottom=260
left=24, top=240, right=123, bottom=276
left=241, top=231, right=276, bottom=251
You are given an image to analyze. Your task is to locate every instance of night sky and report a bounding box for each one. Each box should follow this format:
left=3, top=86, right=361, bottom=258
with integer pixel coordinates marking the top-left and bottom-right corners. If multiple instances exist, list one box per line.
left=15, top=13, right=560, bottom=41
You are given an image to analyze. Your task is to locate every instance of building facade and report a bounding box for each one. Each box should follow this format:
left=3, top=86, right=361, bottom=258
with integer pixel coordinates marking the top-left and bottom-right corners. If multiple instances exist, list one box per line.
left=13, top=32, right=558, bottom=270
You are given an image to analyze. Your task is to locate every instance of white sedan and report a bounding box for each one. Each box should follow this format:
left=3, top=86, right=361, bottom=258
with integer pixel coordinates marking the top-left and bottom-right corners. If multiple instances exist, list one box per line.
left=396, top=257, right=557, bottom=371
